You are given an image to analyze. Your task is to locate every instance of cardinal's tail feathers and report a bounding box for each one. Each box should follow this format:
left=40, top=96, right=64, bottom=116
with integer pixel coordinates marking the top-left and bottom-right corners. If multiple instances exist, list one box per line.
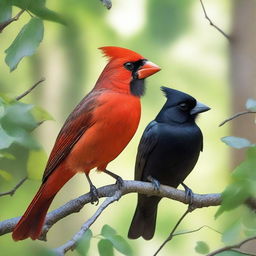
left=12, top=167, right=75, bottom=241
left=12, top=182, right=55, bottom=241
left=128, top=195, right=160, bottom=240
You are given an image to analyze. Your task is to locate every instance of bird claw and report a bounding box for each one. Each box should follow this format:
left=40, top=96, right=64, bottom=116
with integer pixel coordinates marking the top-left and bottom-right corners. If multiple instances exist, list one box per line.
left=89, top=185, right=99, bottom=205
left=104, top=169, right=124, bottom=189
left=115, top=176, right=124, bottom=189
left=147, top=175, right=161, bottom=191
left=181, top=183, right=194, bottom=205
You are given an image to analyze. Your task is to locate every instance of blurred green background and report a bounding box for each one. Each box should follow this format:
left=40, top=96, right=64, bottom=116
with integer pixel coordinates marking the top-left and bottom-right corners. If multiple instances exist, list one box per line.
left=0, top=0, right=234, bottom=255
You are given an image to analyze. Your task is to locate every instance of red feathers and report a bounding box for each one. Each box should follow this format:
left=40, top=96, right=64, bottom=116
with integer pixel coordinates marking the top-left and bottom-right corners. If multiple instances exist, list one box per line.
left=99, top=46, right=144, bottom=62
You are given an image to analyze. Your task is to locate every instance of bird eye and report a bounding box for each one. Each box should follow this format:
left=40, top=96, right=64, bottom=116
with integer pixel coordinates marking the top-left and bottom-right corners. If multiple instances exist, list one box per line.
left=124, top=62, right=134, bottom=71
left=179, top=102, right=189, bottom=111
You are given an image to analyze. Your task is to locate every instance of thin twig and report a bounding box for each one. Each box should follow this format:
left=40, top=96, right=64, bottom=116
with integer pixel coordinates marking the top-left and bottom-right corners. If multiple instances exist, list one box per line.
left=173, top=225, right=221, bottom=237
left=219, top=111, right=256, bottom=127
left=153, top=206, right=193, bottom=256
left=0, top=180, right=222, bottom=237
left=0, top=177, right=27, bottom=197
left=207, top=236, right=256, bottom=256
left=54, top=190, right=122, bottom=255
left=16, top=78, right=45, bottom=101
left=0, top=9, right=25, bottom=33
left=199, top=0, right=230, bottom=40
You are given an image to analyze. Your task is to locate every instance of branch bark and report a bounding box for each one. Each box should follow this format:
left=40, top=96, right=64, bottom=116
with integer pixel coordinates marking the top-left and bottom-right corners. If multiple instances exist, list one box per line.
left=0, top=10, right=25, bottom=33
left=207, top=236, right=256, bottom=256
left=0, top=180, right=221, bottom=237
left=54, top=190, right=122, bottom=256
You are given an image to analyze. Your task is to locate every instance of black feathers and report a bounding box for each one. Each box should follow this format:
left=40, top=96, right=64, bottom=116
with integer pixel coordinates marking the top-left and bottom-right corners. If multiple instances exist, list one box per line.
left=128, top=87, right=210, bottom=240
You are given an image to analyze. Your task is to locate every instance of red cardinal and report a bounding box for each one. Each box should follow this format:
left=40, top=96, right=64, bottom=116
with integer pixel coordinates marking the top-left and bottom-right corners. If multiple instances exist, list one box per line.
left=12, top=46, right=160, bottom=241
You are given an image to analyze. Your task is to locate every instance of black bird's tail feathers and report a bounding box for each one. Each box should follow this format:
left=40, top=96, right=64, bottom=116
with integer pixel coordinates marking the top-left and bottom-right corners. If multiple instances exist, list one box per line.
left=128, top=195, right=161, bottom=240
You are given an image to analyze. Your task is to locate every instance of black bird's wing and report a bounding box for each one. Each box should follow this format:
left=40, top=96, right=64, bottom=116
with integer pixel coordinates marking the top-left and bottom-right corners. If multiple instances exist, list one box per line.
left=135, top=120, right=159, bottom=181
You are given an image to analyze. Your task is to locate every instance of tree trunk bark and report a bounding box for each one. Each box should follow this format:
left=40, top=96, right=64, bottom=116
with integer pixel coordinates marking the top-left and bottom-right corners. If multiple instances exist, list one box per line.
left=230, top=0, right=256, bottom=167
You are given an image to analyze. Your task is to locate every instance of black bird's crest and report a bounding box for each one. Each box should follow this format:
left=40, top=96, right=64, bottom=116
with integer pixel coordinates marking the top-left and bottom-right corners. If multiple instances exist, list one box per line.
left=161, top=86, right=189, bottom=99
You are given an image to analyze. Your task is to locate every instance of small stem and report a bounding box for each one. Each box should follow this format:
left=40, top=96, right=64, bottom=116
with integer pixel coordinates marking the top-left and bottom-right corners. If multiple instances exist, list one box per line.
left=16, top=78, right=45, bottom=101
left=199, top=0, right=231, bottom=40
left=0, top=177, right=27, bottom=197
left=0, top=10, right=25, bottom=33
left=207, top=236, right=256, bottom=256
left=219, top=111, right=256, bottom=127
left=153, top=206, right=193, bottom=256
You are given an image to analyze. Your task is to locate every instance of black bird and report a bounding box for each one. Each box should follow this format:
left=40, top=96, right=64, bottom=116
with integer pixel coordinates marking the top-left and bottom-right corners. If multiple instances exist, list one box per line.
left=128, top=86, right=210, bottom=240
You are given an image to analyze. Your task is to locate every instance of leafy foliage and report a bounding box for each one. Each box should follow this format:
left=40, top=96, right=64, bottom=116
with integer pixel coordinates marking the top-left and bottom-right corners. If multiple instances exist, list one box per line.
left=100, top=225, right=133, bottom=256
left=5, top=17, right=44, bottom=71
left=0, top=169, right=12, bottom=180
left=98, top=239, right=114, bottom=256
left=0, top=95, right=52, bottom=181
left=11, top=0, right=65, bottom=24
left=0, top=0, right=12, bottom=23
left=0, top=96, right=39, bottom=150
left=76, top=229, right=93, bottom=256
left=216, top=146, right=256, bottom=217
left=221, top=136, right=253, bottom=149
left=245, top=98, right=256, bottom=111
left=76, top=225, right=133, bottom=256
left=195, top=241, right=210, bottom=254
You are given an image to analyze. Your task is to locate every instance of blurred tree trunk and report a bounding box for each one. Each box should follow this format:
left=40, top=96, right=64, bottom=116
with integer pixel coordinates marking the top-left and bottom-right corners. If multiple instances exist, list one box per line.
left=230, top=0, right=256, bottom=167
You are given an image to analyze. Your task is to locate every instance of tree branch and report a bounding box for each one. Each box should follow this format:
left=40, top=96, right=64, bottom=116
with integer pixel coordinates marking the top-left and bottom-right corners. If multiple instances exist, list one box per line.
left=207, top=236, right=256, bottom=256
left=16, top=78, right=45, bottom=101
left=0, top=177, right=27, bottom=197
left=0, top=9, right=25, bottom=33
left=219, top=111, right=256, bottom=127
left=54, top=190, right=122, bottom=256
left=199, top=0, right=231, bottom=40
left=153, top=206, right=193, bottom=256
left=99, top=0, right=112, bottom=9
left=0, top=180, right=221, bottom=237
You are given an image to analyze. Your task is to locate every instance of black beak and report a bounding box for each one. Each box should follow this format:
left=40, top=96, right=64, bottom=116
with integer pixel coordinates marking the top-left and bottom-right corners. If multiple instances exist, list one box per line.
left=190, top=102, right=210, bottom=115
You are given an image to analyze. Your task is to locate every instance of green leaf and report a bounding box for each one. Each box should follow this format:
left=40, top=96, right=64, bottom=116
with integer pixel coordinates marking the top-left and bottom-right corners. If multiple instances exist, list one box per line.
left=101, top=224, right=117, bottom=239
left=2, top=102, right=36, bottom=130
left=0, top=125, right=15, bottom=149
left=195, top=241, right=210, bottom=254
left=5, top=17, right=44, bottom=71
left=76, top=229, right=93, bottom=256
left=246, top=98, right=256, bottom=111
left=108, top=235, right=133, bottom=256
left=215, top=183, right=251, bottom=218
left=216, top=147, right=256, bottom=217
left=98, top=239, right=114, bottom=256
left=221, top=136, right=252, bottom=149
left=0, top=97, right=40, bottom=150
left=11, top=0, right=66, bottom=24
left=27, top=149, right=47, bottom=180
left=222, top=221, right=242, bottom=245
left=0, top=0, right=12, bottom=23
left=0, top=169, right=12, bottom=180
left=0, top=152, right=15, bottom=160
left=32, top=106, right=54, bottom=122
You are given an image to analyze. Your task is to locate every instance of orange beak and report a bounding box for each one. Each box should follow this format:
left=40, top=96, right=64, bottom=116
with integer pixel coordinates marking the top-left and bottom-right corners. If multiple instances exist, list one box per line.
left=137, top=61, right=161, bottom=79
